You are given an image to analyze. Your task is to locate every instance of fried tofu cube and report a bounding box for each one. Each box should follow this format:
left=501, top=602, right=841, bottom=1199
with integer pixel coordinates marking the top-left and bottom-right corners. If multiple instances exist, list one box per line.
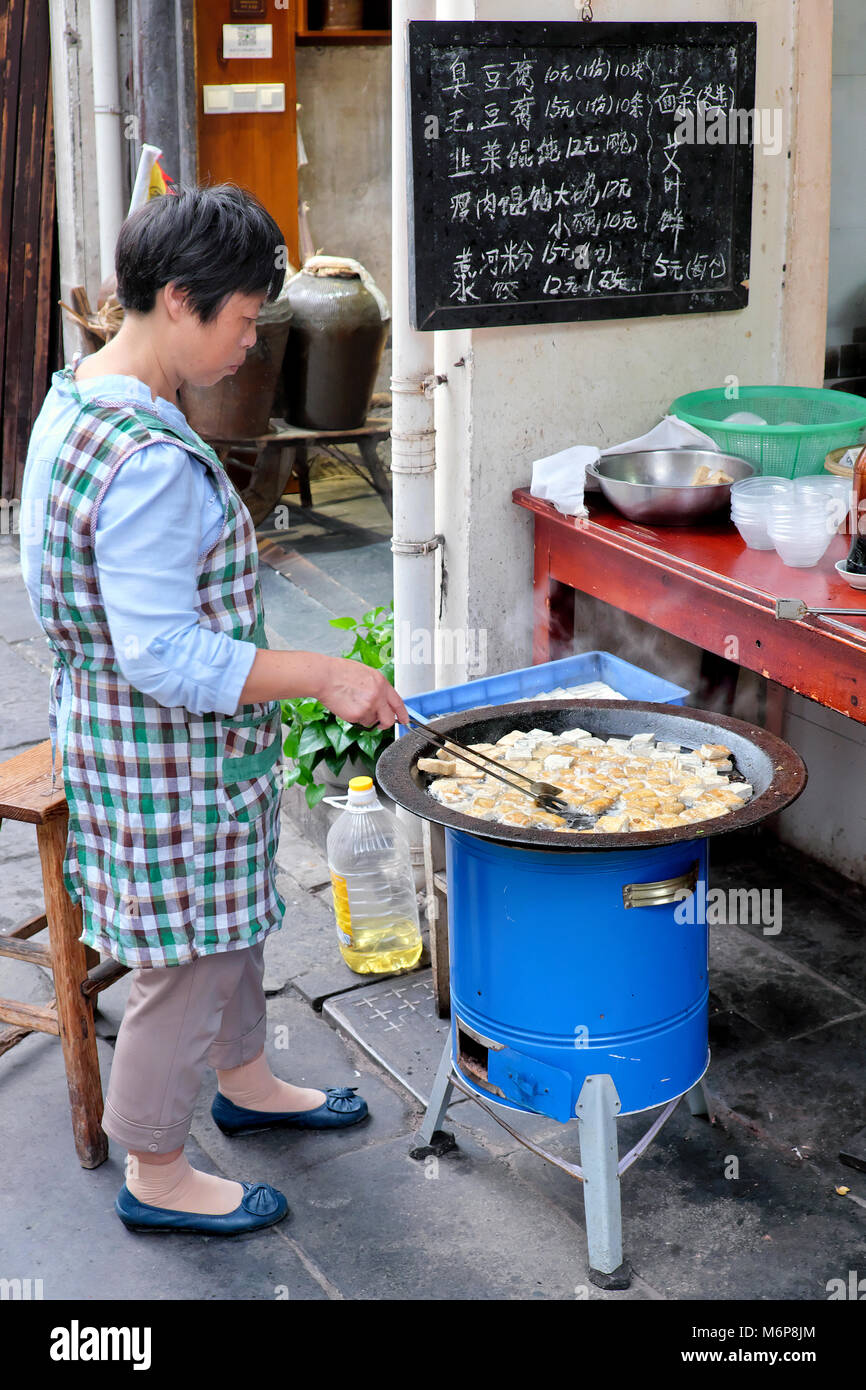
left=699, top=743, right=732, bottom=762
left=453, top=760, right=485, bottom=779
left=419, top=756, right=454, bottom=775
left=428, top=779, right=465, bottom=802
left=690, top=800, right=729, bottom=819
left=595, top=813, right=631, bottom=832
left=543, top=754, right=573, bottom=771
left=530, top=810, right=567, bottom=828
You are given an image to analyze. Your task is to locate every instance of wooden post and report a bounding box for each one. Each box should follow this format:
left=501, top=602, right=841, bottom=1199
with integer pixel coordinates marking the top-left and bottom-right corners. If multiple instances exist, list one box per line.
left=423, top=820, right=450, bottom=1017
left=36, top=814, right=108, bottom=1169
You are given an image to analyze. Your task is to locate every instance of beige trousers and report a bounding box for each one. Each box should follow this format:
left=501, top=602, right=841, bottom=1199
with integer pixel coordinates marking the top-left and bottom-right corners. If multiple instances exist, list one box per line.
left=101, top=941, right=267, bottom=1154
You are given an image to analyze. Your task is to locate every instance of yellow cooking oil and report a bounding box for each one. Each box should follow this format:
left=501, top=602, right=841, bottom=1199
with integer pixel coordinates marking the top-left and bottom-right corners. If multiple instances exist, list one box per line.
left=334, top=905, right=424, bottom=974
left=327, top=776, right=424, bottom=975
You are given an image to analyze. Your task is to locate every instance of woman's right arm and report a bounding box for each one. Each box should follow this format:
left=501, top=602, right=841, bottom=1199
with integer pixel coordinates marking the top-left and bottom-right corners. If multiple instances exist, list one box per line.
left=237, top=650, right=409, bottom=730
left=92, top=442, right=409, bottom=730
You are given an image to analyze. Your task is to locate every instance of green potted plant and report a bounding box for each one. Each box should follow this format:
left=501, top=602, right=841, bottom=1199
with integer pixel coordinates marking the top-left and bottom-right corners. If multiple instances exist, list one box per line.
left=281, top=603, right=396, bottom=807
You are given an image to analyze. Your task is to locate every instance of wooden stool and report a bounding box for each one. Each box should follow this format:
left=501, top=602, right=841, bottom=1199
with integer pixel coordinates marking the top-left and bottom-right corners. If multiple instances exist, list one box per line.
left=0, top=740, right=129, bottom=1168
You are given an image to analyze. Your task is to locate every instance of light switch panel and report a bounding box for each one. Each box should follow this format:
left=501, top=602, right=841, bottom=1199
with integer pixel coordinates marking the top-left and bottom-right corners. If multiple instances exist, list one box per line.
left=203, top=83, right=286, bottom=115
left=257, top=84, right=285, bottom=112
left=202, top=86, right=231, bottom=114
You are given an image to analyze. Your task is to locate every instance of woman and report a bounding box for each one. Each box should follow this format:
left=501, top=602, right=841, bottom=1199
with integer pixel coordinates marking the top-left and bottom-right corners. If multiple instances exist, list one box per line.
left=20, top=184, right=409, bottom=1235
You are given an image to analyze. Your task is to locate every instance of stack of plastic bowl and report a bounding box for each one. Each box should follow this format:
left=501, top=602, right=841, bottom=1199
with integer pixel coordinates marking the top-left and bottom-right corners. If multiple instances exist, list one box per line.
left=766, top=478, right=849, bottom=568
left=792, top=475, right=852, bottom=524
left=730, top=476, right=792, bottom=550
left=731, top=475, right=851, bottom=566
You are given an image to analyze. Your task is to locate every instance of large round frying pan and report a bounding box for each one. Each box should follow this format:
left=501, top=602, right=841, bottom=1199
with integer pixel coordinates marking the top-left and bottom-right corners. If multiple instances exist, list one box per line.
left=375, top=700, right=807, bottom=852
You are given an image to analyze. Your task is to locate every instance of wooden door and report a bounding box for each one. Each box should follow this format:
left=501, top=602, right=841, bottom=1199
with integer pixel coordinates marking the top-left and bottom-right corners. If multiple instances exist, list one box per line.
left=0, top=0, right=58, bottom=502
left=193, top=2, right=299, bottom=268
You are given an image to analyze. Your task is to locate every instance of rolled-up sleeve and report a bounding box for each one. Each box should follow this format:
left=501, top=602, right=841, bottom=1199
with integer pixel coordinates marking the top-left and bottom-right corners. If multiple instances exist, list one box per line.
left=93, top=443, right=257, bottom=715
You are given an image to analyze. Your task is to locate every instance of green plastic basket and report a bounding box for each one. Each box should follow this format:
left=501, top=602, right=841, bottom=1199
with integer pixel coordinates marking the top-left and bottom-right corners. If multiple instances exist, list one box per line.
left=669, top=386, right=866, bottom=479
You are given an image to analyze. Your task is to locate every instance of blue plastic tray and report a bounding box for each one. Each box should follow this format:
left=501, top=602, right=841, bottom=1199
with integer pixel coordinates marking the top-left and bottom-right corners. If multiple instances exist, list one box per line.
left=398, top=650, right=688, bottom=735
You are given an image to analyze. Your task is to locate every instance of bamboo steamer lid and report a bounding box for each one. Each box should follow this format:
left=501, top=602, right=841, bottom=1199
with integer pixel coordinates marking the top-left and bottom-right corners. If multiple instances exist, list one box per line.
left=825, top=445, right=864, bottom=477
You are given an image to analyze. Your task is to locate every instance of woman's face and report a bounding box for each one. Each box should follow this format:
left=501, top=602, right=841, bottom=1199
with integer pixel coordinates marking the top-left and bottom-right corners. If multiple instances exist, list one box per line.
left=177, top=289, right=268, bottom=387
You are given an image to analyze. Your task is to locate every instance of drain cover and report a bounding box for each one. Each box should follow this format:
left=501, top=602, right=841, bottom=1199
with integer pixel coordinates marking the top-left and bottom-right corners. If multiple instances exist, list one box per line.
left=323, top=969, right=449, bottom=1105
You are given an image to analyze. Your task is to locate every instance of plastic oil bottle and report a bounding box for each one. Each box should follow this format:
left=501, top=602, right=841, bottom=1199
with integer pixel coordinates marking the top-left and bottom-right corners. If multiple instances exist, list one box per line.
left=327, top=776, right=423, bottom=974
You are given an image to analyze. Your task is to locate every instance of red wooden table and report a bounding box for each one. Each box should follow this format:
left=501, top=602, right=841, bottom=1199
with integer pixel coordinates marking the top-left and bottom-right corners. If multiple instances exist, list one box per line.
left=512, top=487, right=866, bottom=725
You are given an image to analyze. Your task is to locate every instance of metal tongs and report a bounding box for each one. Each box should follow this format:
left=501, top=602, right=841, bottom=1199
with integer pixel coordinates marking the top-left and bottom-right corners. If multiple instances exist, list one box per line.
left=405, top=710, right=595, bottom=829
left=775, top=598, right=866, bottom=621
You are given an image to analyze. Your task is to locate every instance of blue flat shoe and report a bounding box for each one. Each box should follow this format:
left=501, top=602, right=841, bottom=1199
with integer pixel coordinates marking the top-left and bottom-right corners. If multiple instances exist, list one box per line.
left=115, top=1181, right=288, bottom=1235
left=212, top=1086, right=369, bottom=1136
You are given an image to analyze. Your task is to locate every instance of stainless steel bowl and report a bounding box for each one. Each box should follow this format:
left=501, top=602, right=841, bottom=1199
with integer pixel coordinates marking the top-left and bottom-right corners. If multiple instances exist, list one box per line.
left=588, top=449, right=755, bottom=525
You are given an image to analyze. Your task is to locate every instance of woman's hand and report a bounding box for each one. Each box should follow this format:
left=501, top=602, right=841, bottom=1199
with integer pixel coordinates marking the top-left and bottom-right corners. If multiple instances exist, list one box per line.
left=236, top=648, right=409, bottom=728
left=315, top=655, right=410, bottom=729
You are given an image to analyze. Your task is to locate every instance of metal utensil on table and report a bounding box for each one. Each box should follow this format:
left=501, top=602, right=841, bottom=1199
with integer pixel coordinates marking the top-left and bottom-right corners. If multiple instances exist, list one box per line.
left=587, top=449, right=755, bottom=525
left=404, top=709, right=594, bottom=828
left=774, top=598, right=866, bottom=621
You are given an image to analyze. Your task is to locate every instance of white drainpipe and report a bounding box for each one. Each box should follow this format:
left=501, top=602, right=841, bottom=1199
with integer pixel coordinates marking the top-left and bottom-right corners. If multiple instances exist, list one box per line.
left=391, top=0, right=438, bottom=702
left=391, top=0, right=439, bottom=885
left=89, top=0, right=126, bottom=282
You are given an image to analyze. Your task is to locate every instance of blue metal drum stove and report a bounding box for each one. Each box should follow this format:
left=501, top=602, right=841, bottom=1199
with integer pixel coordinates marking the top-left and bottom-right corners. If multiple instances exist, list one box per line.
left=376, top=700, right=806, bottom=1289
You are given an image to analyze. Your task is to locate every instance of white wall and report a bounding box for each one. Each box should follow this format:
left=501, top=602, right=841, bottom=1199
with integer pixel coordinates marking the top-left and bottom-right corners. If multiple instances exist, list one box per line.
left=827, top=0, right=866, bottom=348
left=295, top=44, right=393, bottom=390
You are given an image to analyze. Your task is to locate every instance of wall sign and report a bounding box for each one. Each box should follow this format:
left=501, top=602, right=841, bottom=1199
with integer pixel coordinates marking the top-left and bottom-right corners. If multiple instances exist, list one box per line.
left=407, top=21, right=758, bottom=331
left=229, top=0, right=267, bottom=17
left=223, top=24, right=273, bottom=59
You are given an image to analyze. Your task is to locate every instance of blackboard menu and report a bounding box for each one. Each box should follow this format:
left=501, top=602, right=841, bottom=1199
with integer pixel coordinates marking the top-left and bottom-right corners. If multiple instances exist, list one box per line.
left=407, top=21, right=757, bottom=331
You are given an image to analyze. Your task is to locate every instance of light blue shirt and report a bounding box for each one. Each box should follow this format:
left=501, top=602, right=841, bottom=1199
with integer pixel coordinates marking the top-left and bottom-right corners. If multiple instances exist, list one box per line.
left=20, top=368, right=258, bottom=753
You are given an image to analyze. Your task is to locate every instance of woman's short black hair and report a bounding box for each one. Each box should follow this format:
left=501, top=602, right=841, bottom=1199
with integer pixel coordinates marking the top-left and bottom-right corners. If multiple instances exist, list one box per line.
left=115, top=183, right=286, bottom=323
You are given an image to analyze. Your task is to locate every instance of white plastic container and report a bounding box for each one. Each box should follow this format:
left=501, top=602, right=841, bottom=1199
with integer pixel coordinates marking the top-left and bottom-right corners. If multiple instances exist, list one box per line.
left=730, top=476, right=792, bottom=549
left=730, top=513, right=777, bottom=550
left=326, top=776, right=423, bottom=975
left=792, top=476, right=851, bottom=532
left=766, top=493, right=836, bottom=567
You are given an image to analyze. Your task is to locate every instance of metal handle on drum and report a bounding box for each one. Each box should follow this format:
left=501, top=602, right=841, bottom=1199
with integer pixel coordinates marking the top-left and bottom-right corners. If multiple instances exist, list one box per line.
left=622, top=861, right=699, bottom=910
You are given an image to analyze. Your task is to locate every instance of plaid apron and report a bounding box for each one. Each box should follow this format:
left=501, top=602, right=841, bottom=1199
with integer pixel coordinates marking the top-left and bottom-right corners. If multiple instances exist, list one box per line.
left=38, top=365, right=285, bottom=967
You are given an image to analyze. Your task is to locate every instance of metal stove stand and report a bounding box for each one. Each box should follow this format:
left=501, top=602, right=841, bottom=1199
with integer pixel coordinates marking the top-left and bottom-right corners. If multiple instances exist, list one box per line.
left=411, top=1038, right=709, bottom=1291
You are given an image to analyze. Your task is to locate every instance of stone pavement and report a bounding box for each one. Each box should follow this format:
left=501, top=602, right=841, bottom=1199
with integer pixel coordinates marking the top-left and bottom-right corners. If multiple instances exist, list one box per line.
left=2, top=525, right=866, bottom=1305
